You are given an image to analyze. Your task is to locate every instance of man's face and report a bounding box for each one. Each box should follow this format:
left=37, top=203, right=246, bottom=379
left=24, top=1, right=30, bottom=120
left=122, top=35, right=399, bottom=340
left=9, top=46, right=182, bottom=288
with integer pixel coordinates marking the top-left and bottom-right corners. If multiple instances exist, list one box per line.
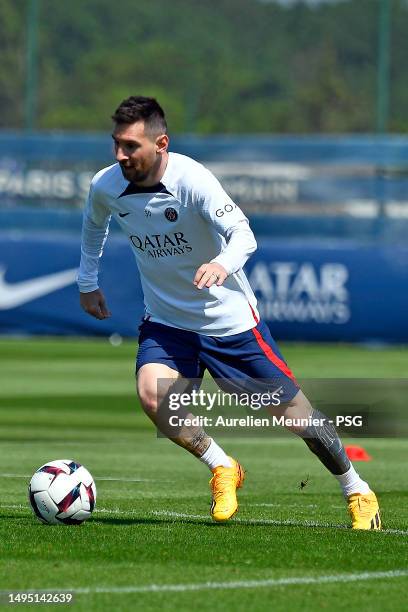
left=112, top=121, right=163, bottom=183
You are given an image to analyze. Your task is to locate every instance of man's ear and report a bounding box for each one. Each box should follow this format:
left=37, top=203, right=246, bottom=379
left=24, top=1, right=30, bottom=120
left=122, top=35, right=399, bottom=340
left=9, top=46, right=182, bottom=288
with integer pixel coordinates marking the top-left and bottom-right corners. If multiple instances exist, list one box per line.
left=156, top=133, right=169, bottom=153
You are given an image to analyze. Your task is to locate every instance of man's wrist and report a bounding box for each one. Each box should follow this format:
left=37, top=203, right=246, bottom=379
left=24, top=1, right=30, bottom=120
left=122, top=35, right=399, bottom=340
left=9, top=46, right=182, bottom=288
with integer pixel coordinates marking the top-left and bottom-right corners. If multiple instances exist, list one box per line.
left=210, top=257, right=231, bottom=276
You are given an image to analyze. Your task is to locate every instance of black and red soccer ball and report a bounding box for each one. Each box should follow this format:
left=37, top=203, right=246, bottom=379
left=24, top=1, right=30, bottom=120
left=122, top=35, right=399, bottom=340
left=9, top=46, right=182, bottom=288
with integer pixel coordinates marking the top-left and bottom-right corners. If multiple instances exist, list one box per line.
left=28, top=460, right=96, bottom=525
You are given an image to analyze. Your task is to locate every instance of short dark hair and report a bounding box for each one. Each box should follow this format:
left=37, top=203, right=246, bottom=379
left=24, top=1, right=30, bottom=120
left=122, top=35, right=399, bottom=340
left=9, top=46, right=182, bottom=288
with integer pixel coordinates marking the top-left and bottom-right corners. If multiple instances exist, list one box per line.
left=112, top=96, right=167, bottom=136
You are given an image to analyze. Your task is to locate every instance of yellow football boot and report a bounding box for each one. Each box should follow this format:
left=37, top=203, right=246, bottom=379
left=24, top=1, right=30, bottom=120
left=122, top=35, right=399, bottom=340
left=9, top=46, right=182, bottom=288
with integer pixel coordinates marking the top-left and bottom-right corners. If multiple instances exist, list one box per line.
left=209, top=457, right=245, bottom=522
left=347, top=490, right=381, bottom=530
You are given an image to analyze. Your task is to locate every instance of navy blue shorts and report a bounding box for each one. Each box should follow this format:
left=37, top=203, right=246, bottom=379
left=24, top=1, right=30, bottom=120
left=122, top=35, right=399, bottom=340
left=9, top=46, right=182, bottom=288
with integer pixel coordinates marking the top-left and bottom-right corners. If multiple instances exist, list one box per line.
left=136, top=320, right=299, bottom=403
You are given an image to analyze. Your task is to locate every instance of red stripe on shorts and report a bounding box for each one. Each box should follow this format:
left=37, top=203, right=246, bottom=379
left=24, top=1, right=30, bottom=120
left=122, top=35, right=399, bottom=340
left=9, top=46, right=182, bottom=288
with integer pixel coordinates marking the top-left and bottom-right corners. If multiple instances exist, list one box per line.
left=248, top=302, right=259, bottom=324
left=251, top=327, right=297, bottom=382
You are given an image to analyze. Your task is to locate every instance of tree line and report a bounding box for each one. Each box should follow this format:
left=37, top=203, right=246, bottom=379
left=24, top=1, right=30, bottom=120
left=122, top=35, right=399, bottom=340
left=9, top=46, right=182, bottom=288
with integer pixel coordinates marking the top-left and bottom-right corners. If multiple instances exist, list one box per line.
left=1, top=0, right=407, bottom=133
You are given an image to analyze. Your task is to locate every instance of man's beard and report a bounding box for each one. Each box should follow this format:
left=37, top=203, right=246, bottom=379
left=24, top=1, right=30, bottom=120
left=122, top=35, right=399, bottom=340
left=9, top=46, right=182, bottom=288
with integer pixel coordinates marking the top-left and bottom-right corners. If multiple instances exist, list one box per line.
left=120, top=164, right=149, bottom=184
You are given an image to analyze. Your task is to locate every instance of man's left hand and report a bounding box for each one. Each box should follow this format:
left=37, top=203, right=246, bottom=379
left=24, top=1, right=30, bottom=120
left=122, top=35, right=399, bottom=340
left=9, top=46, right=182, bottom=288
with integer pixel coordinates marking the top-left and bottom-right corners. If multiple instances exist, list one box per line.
left=194, top=262, right=228, bottom=289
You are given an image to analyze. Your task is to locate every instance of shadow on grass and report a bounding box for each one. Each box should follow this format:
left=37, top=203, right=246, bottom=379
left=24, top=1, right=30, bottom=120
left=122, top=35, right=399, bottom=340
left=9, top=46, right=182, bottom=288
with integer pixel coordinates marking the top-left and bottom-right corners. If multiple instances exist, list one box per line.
left=3, top=514, right=214, bottom=528
left=91, top=515, right=343, bottom=529
left=0, top=514, right=32, bottom=521
left=91, top=515, right=218, bottom=527
left=6, top=513, right=400, bottom=533
left=2, top=513, right=337, bottom=529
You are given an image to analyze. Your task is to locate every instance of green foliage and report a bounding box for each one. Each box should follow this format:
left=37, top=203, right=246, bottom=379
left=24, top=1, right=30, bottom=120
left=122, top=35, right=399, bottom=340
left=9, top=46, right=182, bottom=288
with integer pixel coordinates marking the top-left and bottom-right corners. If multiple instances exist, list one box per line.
left=0, top=0, right=26, bottom=126
left=1, top=0, right=408, bottom=133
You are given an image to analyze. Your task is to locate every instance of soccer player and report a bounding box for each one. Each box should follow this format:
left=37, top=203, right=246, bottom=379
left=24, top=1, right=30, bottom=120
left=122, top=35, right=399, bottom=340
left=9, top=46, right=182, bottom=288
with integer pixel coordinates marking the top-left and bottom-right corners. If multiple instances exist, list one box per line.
left=78, top=96, right=381, bottom=529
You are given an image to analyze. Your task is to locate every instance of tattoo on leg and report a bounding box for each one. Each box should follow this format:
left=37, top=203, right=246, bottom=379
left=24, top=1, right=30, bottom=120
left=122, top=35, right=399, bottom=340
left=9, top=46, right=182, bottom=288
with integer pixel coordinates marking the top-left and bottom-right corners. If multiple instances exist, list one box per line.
left=300, top=408, right=351, bottom=475
left=180, top=428, right=211, bottom=458
left=155, top=399, right=211, bottom=457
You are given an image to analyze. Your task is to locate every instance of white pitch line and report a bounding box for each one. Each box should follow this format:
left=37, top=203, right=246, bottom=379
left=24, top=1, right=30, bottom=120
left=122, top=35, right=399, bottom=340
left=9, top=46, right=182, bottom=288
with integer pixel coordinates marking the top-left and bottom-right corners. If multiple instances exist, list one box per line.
left=251, top=503, right=318, bottom=508
left=153, top=509, right=349, bottom=529
left=0, top=474, right=162, bottom=483
left=91, top=507, right=131, bottom=516
left=0, top=504, right=147, bottom=517
left=1, top=505, right=336, bottom=524
left=2, top=504, right=407, bottom=536
left=44, top=570, right=408, bottom=594
left=152, top=510, right=408, bottom=536
left=96, top=476, right=167, bottom=483
left=251, top=503, right=346, bottom=510
left=0, top=504, right=26, bottom=510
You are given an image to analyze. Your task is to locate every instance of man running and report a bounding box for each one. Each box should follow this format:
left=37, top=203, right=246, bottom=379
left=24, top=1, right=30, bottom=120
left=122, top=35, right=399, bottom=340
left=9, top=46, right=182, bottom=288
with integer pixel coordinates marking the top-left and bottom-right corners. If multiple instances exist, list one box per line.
left=78, top=96, right=380, bottom=529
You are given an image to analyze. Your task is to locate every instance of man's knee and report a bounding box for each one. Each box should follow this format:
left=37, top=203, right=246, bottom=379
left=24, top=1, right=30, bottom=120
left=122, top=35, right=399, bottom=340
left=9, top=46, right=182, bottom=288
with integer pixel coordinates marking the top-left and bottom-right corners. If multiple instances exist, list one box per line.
left=136, top=363, right=183, bottom=417
left=137, top=380, right=159, bottom=415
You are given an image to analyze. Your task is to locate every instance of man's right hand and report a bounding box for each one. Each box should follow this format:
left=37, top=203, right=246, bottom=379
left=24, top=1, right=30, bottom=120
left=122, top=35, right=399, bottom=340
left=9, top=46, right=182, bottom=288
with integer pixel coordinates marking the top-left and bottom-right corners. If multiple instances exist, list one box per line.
left=80, top=289, right=111, bottom=320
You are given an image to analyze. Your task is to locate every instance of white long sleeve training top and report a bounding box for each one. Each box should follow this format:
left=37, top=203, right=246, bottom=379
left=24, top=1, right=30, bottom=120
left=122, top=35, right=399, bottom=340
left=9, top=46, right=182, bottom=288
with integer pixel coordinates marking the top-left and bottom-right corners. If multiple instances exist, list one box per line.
left=78, top=152, right=259, bottom=336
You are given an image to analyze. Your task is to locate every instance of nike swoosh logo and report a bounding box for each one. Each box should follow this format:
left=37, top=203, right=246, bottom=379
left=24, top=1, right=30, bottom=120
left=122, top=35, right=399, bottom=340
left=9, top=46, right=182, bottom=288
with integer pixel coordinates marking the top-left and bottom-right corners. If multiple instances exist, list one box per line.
left=118, top=212, right=130, bottom=217
left=0, top=266, right=78, bottom=310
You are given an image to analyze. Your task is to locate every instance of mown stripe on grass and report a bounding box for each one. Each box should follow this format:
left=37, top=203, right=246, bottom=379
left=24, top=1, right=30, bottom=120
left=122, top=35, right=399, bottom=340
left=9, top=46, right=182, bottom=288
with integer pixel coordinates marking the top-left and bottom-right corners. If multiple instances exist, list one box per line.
left=51, top=570, right=408, bottom=594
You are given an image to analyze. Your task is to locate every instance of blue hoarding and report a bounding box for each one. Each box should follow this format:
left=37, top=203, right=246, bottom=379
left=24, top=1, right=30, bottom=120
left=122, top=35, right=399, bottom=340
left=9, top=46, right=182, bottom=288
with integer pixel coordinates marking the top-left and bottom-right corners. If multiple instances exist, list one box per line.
left=1, top=134, right=408, bottom=224
left=1, top=233, right=407, bottom=342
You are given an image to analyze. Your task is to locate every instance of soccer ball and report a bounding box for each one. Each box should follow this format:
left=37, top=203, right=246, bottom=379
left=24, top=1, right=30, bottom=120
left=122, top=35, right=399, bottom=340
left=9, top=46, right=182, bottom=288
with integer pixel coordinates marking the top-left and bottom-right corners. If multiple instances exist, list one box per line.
left=28, top=459, right=96, bottom=525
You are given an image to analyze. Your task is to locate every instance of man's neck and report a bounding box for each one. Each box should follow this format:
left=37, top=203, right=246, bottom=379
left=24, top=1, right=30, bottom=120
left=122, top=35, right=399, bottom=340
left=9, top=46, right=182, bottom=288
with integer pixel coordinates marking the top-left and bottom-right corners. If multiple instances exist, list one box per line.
left=134, top=151, right=169, bottom=187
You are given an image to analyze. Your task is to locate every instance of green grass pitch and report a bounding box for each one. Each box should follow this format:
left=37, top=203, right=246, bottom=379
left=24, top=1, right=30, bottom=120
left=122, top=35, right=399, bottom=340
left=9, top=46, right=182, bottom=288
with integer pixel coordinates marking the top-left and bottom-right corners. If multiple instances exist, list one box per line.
left=0, top=338, right=407, bottom=611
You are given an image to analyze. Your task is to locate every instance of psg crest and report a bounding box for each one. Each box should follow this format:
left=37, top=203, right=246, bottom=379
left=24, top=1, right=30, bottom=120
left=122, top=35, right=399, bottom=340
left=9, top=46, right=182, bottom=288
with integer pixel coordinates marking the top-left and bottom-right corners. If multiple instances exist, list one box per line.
left=165, top=207, right=178, bottom=222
